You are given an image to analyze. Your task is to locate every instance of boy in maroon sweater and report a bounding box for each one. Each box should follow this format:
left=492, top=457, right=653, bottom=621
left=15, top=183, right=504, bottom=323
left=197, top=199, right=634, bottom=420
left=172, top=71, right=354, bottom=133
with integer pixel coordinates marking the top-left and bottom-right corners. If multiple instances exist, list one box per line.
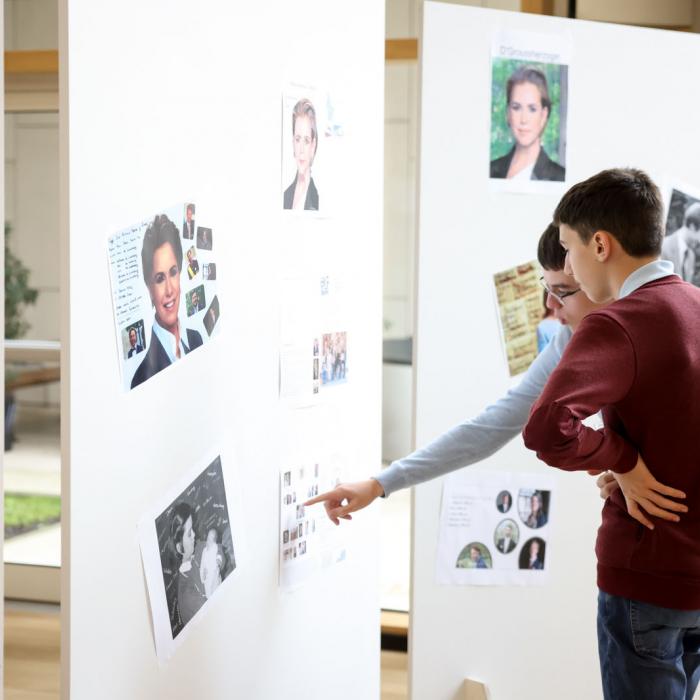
left=523, top=168, right=700, bottom=700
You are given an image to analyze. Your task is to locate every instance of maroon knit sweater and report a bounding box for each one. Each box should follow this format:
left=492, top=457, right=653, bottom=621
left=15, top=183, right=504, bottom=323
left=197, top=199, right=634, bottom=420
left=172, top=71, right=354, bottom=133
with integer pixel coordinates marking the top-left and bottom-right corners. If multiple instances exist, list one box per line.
left=523, top=276, right=700, bottom=609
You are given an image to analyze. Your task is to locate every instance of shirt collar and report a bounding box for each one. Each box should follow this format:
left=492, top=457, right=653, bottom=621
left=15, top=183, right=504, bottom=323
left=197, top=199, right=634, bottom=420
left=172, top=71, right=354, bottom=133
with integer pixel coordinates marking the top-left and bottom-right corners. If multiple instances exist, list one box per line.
left=152, top=315, right=189, bottom=363
left=618, top=259, right=677, bottom=299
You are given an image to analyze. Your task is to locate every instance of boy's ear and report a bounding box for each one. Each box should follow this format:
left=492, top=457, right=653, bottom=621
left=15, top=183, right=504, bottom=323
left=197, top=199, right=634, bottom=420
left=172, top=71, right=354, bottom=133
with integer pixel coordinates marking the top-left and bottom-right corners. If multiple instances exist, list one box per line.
left=592, top=230, right=613, bottom=262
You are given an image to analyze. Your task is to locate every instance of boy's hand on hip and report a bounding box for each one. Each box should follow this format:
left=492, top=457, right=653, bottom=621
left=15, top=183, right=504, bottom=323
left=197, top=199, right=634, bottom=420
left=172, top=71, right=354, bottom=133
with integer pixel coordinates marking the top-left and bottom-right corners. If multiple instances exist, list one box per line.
left=595, top=471, right=620, bottom=500
left=613, top=455, right=687, bottom=530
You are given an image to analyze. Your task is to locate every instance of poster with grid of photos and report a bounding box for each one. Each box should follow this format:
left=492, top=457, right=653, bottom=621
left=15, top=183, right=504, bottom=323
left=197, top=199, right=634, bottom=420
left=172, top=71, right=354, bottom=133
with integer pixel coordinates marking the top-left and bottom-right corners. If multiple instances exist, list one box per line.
left=107, top=202, right=221, bottom=391
left=279, top=461, right=347, bottom=590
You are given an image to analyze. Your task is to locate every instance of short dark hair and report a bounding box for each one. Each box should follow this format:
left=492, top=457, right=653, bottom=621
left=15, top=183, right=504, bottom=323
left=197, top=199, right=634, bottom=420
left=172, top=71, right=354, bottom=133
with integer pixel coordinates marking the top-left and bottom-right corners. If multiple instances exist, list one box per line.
left=141, top=214, right=183, bottom=286
left=537, top=223, right=566, bottom=270
left=506, top=67, right=551, bottom=113
left=553, top=168, right=663, bottom=257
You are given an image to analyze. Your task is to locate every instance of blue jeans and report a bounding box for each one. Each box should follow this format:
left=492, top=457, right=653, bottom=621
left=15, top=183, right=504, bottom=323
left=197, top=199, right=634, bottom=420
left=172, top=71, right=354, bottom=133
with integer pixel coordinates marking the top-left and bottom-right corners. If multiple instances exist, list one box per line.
left=598, top=590, right=700, bottom=700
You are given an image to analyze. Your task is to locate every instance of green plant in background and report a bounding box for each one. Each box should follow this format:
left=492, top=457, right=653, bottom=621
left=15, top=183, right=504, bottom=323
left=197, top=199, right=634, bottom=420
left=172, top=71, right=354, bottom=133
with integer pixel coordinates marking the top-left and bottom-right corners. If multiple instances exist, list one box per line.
left=490, top=59, right=565, bottom=164
left=5, top=222, right=39, bottom=339
left=4, top=492, right=61, bottom=538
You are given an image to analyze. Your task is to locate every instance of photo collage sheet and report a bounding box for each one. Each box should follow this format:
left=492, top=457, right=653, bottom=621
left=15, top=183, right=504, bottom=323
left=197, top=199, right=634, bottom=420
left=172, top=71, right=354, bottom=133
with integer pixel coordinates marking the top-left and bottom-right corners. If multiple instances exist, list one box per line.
left=487, top=27, right=571, bottom=376
left=279, top=80, right=351, bottom=590
left=436, top=470, right=554, bottom=586
left=107, top=201, right=221, bottom=392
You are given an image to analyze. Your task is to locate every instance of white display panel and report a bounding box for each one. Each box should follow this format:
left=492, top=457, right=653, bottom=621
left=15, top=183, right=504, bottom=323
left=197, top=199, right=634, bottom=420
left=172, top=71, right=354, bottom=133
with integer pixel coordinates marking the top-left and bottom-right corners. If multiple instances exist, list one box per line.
left=412, top=4, right=700, bottom=699
left=60, top=1, right=384, bottom=698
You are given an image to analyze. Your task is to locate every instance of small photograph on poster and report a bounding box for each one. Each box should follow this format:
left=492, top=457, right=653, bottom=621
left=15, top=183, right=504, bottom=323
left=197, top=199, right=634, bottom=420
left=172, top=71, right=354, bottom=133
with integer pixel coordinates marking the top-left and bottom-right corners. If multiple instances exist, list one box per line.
left=319, top=332, right=347, bottom=388
left=279, top=461, right=346, bottom=590
left=436, top=470, right=554, bottom=586
left=518, top=488, right=550, bottom=529
left=203, top=295, right=220, bottom=337
left=281, top=83, right=345, bottom=214
left=196, top=226, right=213, bottom=251
left=186, top=285, right=206, bottom=317
left=122, top=319, right=146, bottom=360
left=489, top=30, right=571, bottom=192
left=107, top=203, right=222, bottom=391
left=203, top=263, right=217, bottom=281
left=185, top=246, right=200, bottom=280
left=662, top=182, right=700, bottom=286
left=495, top=490, right=512, bottom=514
left=494, top=519, right=519, bottom=554
left=138, top=454, right=237, bottom=661
left=493, top=260, right=548, bottom=376
left=519, top=537, right=546, bottom=570
left=456, top=542, right=492, bottom=569
left=182, top=203, right=196, bottom=240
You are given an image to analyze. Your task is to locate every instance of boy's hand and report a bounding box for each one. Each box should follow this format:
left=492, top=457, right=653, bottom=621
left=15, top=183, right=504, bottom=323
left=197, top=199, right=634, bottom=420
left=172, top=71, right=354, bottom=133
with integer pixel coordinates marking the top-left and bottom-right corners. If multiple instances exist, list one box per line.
left=304, top=479, right=385, bottom=525
left=595, top=471, right=620, bottom=499
left=613, top=455, right=687, bottom=530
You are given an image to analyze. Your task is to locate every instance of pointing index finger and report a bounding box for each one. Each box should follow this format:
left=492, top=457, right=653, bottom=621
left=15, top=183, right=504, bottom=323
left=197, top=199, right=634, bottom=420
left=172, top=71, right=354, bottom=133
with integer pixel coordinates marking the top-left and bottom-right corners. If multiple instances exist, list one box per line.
left=304, top=489, right=341, bottom=507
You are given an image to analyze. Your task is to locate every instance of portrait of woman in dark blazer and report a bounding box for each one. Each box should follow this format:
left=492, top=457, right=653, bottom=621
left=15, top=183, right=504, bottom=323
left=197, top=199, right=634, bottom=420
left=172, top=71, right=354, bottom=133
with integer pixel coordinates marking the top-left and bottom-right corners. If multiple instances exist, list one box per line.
left=283, top=98, right=320, bottom=211
left=490, top=66, right=565, bottom=182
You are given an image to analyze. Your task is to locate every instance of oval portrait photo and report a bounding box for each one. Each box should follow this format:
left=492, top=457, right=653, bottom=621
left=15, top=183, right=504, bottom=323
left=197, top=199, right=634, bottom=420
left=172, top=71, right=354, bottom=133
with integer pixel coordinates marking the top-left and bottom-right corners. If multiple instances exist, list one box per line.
left=518, top=488, right=550, bottom=529
left=494, top=519, right=519, bottom=554
left=496, top=490, right=513, bottom=514
left=519, top=537, right=546, bottom=570
left=456, top=542, right=492, bottom=570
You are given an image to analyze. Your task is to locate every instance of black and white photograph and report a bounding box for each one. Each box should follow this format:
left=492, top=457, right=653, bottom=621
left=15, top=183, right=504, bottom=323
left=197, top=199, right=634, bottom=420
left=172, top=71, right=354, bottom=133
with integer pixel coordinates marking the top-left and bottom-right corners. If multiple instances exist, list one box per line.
left=662, top=184, right=700, bottom=286
left=107, top=202, right=223, bottom=391
left=138, top=454, right=237, bottom=661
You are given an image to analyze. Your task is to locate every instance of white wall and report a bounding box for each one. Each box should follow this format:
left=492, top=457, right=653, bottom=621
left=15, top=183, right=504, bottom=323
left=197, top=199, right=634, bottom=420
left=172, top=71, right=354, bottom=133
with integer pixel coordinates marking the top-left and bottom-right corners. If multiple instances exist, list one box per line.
left=411, top=4, right=700, bottom=699
left=61, top=1, right=384, bottom=699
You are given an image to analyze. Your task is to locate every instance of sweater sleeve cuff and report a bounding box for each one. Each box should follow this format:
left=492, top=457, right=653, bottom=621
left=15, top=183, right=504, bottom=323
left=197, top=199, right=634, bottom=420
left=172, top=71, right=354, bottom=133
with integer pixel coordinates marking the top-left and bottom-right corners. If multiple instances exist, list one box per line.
left=373, top=464, right=404, bottom=498
left=613, top=441, right=638, bottom=474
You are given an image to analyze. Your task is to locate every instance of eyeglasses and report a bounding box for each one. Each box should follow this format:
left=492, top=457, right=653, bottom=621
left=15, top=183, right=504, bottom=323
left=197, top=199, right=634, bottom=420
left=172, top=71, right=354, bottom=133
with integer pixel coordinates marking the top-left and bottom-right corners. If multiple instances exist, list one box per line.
left=539, top=277, right=581, bottom=304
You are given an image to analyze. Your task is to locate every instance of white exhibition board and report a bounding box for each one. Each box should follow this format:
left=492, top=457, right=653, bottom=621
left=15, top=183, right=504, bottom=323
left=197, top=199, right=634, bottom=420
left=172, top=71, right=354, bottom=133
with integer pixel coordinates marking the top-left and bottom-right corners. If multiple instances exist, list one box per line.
left=60, top=1, right=384, bottom=698
left=412, top=4, right=700, bottom=700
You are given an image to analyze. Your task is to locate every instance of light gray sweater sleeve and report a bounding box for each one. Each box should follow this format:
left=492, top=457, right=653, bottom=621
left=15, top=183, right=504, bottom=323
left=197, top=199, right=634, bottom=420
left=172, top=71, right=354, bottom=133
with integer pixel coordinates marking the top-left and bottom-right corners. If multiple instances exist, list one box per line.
left=375, top=324, right=572, bottom=497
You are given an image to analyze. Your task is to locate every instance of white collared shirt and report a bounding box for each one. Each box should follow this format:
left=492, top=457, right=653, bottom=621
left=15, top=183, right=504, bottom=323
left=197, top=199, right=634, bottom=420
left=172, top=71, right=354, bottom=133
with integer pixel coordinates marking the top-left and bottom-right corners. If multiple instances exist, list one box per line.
left=151, top=315, right=190, bottom=363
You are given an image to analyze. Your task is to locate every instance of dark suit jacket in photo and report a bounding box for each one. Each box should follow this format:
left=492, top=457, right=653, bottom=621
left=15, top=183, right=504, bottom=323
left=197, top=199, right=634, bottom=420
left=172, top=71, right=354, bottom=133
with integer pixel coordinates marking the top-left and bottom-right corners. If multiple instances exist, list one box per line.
left=127, top=344, right=143, bottom=358
left=283, top=175, right=319, bottom=211
left=183, top=219, right=195, bottom=239
left=497, top=538, right=517, bottom=554
left=489, top=146, right=565, bottom=182
left=130, top=327, right=203, bottom=389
